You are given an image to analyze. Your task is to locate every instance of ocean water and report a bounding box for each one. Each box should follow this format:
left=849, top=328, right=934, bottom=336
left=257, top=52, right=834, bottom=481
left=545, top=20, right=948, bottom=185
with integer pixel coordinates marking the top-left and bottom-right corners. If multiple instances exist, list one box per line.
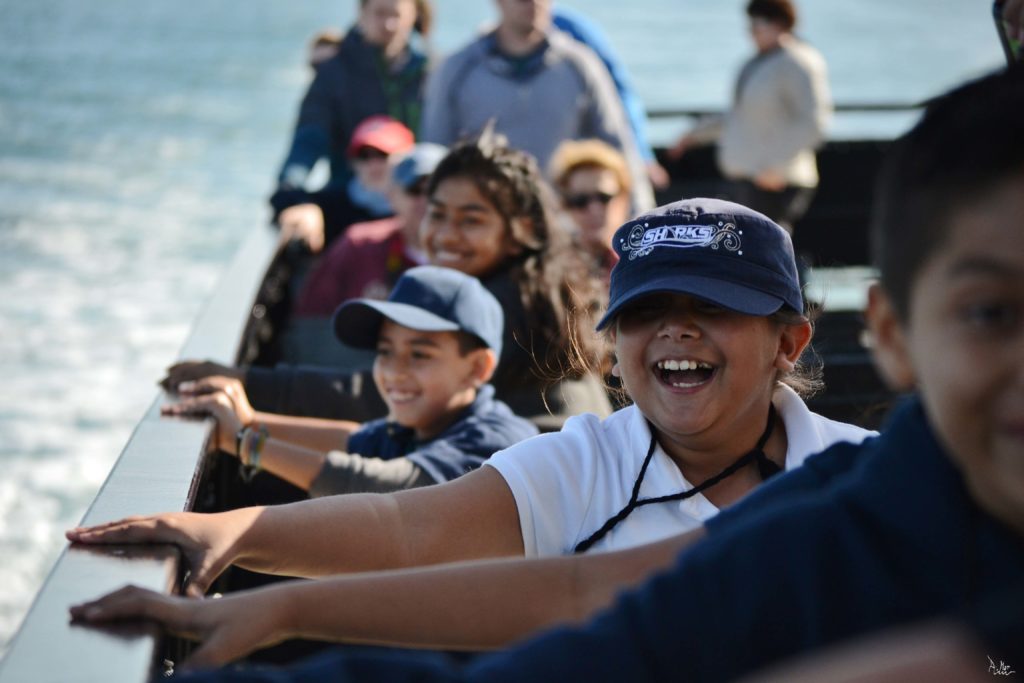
left=0, top=0, right=1004, bottom=653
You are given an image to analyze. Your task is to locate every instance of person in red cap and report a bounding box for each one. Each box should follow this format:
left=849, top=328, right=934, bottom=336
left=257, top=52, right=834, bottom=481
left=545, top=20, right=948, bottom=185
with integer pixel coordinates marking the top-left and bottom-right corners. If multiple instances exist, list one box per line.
left=278, top=115, right=415, bottom=254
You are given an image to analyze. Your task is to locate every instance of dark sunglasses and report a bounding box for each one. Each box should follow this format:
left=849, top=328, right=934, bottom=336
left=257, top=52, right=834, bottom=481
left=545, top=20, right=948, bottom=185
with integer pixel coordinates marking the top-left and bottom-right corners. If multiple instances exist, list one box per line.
left=353, top=146, right=388, bottom=161
left=403, top=179, right=429, bottom=197
left=564, top=191, right=617, bottom=210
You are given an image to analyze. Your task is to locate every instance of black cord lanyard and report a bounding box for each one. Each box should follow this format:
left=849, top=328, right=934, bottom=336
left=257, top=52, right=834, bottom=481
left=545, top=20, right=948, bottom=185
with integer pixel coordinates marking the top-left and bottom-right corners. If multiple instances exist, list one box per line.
left=574, top=405, right=781, bottom=554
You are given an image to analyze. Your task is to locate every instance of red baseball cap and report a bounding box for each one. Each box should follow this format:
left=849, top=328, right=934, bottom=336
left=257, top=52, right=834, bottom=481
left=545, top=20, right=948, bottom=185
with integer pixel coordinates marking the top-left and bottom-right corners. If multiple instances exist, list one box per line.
left=347, top=115, right=415, bottom=158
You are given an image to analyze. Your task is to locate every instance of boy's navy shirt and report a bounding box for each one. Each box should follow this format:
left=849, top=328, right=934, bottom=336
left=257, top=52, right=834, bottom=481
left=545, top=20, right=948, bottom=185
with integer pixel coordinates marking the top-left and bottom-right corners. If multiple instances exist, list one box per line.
left=345, top=384, right=538, bottom=483
left=179, top=396, right=1024, bottom=682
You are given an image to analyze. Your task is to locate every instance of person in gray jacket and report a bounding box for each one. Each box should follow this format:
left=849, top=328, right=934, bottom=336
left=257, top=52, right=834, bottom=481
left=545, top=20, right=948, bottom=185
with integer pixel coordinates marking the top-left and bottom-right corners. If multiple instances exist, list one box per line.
left=420, top=0, right=653, bottom=212
left=669, top=0, right=831, bottom=232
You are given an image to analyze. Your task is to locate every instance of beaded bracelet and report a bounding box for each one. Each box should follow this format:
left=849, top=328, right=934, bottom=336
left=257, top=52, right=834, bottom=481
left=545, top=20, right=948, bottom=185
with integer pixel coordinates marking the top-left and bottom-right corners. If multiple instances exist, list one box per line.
left=235, top=426, right=248, bottom=460
left=237, top=424, right=268, bottom=482
left=247, top=425, right=269, bottom=471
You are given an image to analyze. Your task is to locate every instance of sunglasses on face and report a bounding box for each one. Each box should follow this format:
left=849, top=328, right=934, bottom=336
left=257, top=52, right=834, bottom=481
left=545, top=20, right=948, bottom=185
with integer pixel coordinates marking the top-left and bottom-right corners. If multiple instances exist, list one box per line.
left=564, top=191, right=617, bottom=210
left=353, top=146, right=389, bottom=162
left=403, top=179, right=428, bottom=197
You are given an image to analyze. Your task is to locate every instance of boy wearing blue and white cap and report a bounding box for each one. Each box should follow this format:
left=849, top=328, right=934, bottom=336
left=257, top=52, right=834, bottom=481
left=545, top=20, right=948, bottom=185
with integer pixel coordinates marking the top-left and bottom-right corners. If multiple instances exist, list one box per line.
left=163, top=265, right=537, bottom=496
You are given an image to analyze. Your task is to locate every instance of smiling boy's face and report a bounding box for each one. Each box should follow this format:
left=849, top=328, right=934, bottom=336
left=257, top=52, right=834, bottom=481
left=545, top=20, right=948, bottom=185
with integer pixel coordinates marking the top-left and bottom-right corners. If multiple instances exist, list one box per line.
left=869, top=173, right=1024, bottom=534
left=373, top=320, right=493, bottom=440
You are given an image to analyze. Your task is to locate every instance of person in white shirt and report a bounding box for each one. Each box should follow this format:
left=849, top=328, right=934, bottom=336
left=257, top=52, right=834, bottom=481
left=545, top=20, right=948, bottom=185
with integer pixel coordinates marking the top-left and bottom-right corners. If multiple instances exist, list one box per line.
left=669, top=0, right=831, bottom=233
left=67, top=198, right=873, bottom=667
left=493, top=376, right=866, bottom=557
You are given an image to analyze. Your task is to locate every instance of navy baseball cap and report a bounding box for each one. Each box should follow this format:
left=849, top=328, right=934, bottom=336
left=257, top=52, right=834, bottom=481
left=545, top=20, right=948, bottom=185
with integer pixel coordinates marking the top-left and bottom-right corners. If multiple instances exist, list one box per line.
left=596, top=198, right=804, bottom=330
left=333, top=265, right=504, bottom=356
left=391, top=143, right=448, bottom=191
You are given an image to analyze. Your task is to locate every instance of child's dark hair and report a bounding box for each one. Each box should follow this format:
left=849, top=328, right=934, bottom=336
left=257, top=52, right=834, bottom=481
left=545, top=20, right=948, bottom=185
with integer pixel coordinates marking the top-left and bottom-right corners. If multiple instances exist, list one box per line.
left=455, top=331, right=488, bottom=357
left=871, top=65, right=1024, bottom=321
left=427, top=131, right=607, bottom=377
left=746, top=0, right=797, bottom=31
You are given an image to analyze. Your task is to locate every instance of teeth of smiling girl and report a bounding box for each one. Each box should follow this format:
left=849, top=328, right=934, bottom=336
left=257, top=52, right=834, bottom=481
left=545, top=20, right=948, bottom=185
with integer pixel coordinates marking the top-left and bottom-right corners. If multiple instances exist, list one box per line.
left=656, top=359, right=712, bottom=371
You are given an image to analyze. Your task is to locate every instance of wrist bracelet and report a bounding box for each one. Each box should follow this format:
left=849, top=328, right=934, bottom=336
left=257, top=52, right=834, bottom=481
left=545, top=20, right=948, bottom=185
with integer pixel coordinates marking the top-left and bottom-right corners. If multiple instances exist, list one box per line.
left=243, top=423, right=268, bottom=473
left=235, top=426, right=249, bottom=461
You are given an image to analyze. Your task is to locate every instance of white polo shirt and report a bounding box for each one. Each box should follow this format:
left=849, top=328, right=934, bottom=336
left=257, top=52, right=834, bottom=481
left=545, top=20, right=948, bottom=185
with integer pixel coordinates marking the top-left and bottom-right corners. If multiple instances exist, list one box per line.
left=484, top=385, right=875, bottom=556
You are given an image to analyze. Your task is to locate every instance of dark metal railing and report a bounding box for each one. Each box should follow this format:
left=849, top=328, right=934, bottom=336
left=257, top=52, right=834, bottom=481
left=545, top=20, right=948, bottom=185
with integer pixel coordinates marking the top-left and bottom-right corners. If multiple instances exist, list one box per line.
left=646, top=101, right=924, bottom=120
left=0, top=225, right=279, bottom=683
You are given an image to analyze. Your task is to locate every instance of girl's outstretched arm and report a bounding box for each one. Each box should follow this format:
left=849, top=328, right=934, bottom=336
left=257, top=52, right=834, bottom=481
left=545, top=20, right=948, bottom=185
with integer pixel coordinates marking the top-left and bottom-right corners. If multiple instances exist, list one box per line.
left=67, top=467, right=524, bottom=595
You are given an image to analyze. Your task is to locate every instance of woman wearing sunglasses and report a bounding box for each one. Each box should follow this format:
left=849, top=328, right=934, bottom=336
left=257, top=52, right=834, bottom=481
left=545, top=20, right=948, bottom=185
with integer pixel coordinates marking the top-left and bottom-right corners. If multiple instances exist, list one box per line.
left=550, top=139, right=634, bottom=280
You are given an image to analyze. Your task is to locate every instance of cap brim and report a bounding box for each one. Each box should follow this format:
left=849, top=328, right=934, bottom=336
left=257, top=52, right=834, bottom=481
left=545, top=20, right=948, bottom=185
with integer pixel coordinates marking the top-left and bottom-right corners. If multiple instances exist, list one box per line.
left=333, top=300, right=460, bottom=349
left=596, top=273, right=785, bottom=330
left=348, top=133, right=410, bottom=158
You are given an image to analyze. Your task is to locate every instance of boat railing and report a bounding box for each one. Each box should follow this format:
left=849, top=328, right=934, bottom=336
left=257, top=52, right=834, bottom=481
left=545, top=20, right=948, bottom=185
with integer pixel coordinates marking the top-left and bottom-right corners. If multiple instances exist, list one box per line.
left=645, top=100, right=925, bottom=120
left=0, top=225, right=280, bottom=683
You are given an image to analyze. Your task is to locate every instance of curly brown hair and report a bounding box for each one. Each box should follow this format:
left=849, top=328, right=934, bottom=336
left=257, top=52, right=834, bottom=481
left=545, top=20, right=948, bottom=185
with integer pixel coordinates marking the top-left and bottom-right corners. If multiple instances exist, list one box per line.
left=426, top=130, right=607, bottom=378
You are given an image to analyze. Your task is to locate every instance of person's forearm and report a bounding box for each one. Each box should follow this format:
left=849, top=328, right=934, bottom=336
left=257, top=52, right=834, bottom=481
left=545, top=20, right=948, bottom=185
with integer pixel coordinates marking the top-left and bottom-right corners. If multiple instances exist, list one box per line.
left=228, top=494, right=412, bottom=578
left=263, top=528, right=705, bottom=651
left=229, top=468, right=523, bottom=579
left=249, top=437, right=327, bottom=492
left=308, top=452, right=436, bottom=497
left=252, top=410, right=360, bottom=453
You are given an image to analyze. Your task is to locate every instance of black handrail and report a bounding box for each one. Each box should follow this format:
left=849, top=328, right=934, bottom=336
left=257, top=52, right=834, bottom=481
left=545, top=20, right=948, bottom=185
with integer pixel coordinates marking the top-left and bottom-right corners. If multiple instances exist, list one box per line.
left=647, top=101, right=924, bottom=119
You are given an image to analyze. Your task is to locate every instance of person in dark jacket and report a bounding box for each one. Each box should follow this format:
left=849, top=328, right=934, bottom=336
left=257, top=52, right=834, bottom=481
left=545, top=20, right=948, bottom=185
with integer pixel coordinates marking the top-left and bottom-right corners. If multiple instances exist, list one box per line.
left=271, top=0, right=432, bottom=249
